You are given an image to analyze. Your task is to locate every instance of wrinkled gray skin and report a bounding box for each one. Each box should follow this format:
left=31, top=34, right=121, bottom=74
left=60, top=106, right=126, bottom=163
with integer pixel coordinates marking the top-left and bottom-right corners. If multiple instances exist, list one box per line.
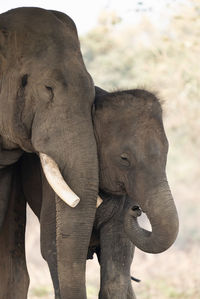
left=0, top=86, right=178, bottom=299
left=0, top=7, right=98, bottom=299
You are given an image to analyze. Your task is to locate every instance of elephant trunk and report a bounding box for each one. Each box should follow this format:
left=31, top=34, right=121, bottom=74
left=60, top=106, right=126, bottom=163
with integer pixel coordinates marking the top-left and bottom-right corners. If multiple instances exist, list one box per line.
left=124, top=180, right=179, bottom=254
left=54, top=119, right=99, bottom=297
left=31, top=101, right=99, bottom=204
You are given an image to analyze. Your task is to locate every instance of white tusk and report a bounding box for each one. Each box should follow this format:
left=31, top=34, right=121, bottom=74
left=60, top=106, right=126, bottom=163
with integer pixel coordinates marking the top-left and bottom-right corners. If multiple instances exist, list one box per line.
left=39, top=153, right=80, bottom=208
left=97, top=196, right=103, bottom=208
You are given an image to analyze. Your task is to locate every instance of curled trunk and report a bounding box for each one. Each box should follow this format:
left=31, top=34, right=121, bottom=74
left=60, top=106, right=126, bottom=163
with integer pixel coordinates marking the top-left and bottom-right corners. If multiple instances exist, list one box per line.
left=124, top=181, right=179, bottom=254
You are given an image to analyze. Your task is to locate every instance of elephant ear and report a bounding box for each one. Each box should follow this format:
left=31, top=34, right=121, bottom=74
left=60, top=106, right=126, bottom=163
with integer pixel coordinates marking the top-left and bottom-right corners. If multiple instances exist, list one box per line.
left=92, top=86, right=109, bottom=117
left=0, top=28, right=32, bottom=151
left=95, top=86, right=108, bottom=97
left=0, top=137, right=23, bottom=228
left=0, top=165, right=14, bottom=228
left=0, top=27, right=8, bottom=69
left=0, top=137, right=23, bottom=167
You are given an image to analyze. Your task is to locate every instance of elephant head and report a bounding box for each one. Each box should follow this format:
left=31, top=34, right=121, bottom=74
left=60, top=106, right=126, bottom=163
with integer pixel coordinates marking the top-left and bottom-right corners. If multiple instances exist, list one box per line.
left=93, top=87, right=179, bottom=254
left=0, top=7, right=98, bottom=209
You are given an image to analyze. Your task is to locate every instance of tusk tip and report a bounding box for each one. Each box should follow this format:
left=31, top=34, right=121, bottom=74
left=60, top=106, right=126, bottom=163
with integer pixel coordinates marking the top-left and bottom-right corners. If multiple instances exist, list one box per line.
left=61, top=194, right=80, bottom=208
left=96, top=196, right=103, bottom=208
left=70, top=197, right=80, bottom=208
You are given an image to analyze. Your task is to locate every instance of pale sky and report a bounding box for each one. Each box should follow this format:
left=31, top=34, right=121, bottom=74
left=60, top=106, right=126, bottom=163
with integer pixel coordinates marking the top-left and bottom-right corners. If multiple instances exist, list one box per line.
left=0, top=0, right=187, bottom=35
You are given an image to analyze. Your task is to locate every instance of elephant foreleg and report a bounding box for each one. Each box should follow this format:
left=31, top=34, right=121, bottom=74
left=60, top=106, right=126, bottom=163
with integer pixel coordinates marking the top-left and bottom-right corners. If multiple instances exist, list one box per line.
left=0, top=163, right=29, bottom=299
left=40, top=172, right=60, bottom=298
left=21, top=153, right=98, bottom=299
left=0, top=167, right=14, bottom=228
left=21, top=153, right=60, bottom=298
left=97, top=195, right=136, bottom=299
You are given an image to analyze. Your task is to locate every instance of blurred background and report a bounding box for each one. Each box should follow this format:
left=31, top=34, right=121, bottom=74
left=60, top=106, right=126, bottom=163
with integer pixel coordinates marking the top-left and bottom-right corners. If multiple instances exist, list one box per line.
left=1, top=0, right=199, bottom=298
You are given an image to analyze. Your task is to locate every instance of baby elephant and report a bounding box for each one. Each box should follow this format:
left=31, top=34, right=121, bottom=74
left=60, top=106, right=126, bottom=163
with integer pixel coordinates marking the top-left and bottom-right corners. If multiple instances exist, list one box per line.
left=0, top=87, right=178, bottom=299
left=88, top=86, right=179, bottom=298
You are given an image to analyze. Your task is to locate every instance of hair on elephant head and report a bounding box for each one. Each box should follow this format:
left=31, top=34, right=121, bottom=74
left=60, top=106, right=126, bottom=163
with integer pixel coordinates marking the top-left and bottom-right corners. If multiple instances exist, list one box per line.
left=93, top=86, right=179, bottom=254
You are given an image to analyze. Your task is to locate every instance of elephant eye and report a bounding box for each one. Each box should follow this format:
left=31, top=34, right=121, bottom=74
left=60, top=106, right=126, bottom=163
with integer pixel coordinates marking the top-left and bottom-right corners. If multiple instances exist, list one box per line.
left=120, top=153, right=130, bottom=167
left=21, top=74, right=28, bottom=87
left=45, top=85, right=54, bottom=101
left=45, top=85, right=52, bottom=92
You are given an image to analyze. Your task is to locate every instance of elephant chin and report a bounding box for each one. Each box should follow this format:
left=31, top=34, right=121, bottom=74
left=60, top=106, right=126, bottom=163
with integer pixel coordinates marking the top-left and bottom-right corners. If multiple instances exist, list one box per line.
left=39, top=153, right=80, bottom=208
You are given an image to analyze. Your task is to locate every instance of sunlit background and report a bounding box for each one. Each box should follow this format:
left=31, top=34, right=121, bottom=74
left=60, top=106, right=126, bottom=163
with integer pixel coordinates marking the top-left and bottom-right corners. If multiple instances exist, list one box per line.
left=1, top=1, right=199, bottom=298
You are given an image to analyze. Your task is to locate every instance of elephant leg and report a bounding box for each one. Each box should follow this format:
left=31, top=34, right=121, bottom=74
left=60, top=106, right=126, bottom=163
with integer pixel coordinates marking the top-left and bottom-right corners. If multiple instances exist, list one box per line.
left=0, top=166, right=14, bottom=228
left=0, top=163, right=29, bottom=299
left=40, top=172, right=60, bottom=298
left=21, top=153, right=97, bottom=298
left=97, top=196, right=136, bottom=299
left=21, top=153, right=60, bottom=297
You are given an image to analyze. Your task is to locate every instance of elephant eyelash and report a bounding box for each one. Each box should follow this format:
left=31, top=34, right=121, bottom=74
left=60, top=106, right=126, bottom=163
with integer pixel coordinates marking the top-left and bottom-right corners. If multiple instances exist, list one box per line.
left=120, top=153, right=130, bottom=167
left=121, top=155, right=128, bottom=160
left=45, top=85, right=52, bottom=91
left=120, top=153, right=129, bottom=161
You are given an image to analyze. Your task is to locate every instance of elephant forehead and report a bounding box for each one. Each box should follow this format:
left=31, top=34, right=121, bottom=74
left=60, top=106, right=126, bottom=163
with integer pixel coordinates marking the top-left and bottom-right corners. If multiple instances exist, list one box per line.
left=115, top=118, right=166, bottom=152
left=0, top=8, right=79, bottom=60
left=1, top=7, right=76, bottom=33
left=106, top=111, right=161, bottom=136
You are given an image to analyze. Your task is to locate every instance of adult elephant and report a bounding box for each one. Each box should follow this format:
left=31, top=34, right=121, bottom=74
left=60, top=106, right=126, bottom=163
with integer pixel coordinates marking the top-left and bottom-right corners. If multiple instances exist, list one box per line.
left=0, top=86, right=178, bottom=298
left=0, top=7, right=99, bottom=299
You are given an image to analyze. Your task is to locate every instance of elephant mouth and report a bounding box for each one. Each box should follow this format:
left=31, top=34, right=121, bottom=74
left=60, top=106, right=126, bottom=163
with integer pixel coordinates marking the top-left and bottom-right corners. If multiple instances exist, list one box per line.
left=131, top=203, right=146, bottom=214
left=100, top=181, right=126, bottom=197
left=131, top=205, right=142, bottom=217
left=99, top=186, right=125, bottom=197
left=111, top=189, right=125, bottom=195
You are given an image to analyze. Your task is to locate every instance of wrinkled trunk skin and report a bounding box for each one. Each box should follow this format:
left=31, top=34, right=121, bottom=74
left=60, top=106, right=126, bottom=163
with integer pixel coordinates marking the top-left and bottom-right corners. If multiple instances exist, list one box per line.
left=54, top=135, right=98, bottom=298
left=0, top=162, right=29, bottom=299
left=124, top=180, right=179, bottom=254
left=32, top=106, right=98, bottom=298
